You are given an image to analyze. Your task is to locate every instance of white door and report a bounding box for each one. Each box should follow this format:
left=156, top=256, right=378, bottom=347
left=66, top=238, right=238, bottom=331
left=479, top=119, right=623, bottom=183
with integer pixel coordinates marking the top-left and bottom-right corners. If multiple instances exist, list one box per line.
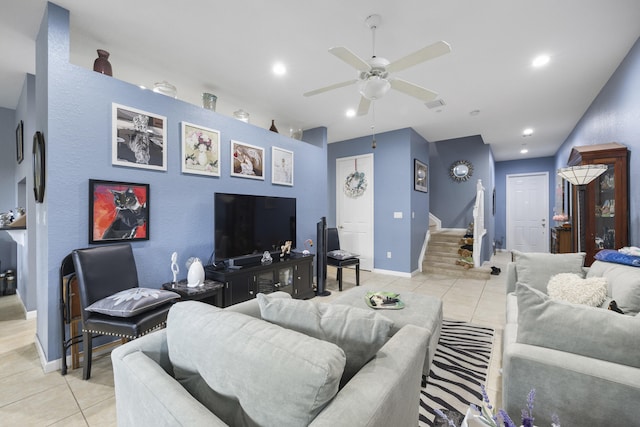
left=506, top=172, right=549, bottom=252
left=336, top=154, right=374, bottom=270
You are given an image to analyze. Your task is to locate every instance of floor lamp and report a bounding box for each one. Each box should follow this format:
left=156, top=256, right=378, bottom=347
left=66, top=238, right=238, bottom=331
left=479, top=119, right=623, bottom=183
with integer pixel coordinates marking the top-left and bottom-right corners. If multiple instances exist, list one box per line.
left=557, top=164, right=607, bottom=252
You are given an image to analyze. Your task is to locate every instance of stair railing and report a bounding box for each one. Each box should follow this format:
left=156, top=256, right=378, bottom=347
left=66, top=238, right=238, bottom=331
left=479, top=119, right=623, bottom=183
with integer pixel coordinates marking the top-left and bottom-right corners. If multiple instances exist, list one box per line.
left=473, top=179, right=487, bottom=267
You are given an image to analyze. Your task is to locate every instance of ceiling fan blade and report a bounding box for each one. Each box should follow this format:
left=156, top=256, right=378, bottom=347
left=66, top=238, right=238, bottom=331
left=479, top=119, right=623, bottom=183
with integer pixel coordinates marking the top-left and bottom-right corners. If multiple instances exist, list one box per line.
left=357, top=96, right=371, bottom=116
left=390, top=78, right=438, bottom=102
left=329, top=47, right=371, bottom=72
left=303, top=79, right=358, bottom=97
left=386, top=41, right=451, bottom=73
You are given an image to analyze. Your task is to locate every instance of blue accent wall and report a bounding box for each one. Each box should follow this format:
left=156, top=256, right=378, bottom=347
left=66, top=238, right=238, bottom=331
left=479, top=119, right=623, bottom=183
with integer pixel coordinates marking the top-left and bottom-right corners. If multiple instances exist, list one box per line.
left=494, top=157, right=556, bottom=250
left=429, top=135, right=495, bottom=264
left=554, top=36, right=640, bottom=246
left=34, top=3, right=328, bottom=363
left=327, top=128, right=429, bottom=273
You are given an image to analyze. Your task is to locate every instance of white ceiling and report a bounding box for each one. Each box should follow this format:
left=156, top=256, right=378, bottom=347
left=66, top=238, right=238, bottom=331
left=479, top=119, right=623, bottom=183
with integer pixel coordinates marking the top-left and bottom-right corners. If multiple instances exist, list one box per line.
left=2, top=1, right=639, bottom=161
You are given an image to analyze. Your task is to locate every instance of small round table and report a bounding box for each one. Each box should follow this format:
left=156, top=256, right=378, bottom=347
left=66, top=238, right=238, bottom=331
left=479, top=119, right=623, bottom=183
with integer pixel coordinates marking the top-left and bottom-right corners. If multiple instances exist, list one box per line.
left=162, top=279, right=224, bottom=307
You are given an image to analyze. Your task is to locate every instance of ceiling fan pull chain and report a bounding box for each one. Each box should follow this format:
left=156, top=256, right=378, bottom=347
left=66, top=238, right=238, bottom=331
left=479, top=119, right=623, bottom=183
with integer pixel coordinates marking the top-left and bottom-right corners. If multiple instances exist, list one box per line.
left=371, top=102, right=377, bottom=149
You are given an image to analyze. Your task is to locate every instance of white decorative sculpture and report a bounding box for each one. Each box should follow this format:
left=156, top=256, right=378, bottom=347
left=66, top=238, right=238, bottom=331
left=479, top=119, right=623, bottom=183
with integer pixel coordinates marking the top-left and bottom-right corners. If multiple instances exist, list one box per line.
left=170, top=252, right=179, bottom=284
left=187, top=257, right=205, bottom=288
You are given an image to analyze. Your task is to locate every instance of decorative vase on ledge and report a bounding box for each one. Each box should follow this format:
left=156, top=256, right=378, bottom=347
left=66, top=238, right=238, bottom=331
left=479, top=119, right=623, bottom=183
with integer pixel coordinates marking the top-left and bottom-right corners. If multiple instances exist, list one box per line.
left=93, top=49, right=112, bottom=76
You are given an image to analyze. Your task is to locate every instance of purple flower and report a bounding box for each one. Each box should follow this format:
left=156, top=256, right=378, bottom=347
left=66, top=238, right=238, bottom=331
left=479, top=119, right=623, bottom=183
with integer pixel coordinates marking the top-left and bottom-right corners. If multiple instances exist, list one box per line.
left=499, top=409, right=517, bottom=427
left=521, top=388, right=536, bottom=427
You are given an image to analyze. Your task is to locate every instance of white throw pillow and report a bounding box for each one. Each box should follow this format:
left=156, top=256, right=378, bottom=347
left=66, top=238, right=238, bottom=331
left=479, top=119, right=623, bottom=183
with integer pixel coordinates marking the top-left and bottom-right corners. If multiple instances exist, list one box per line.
left=547, top=273, right=607, bottom=307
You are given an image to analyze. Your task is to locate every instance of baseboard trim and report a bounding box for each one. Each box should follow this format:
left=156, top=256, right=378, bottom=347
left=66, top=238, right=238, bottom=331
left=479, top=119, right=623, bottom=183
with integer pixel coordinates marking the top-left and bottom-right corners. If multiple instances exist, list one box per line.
left=371, top=268, right=412, bottom=278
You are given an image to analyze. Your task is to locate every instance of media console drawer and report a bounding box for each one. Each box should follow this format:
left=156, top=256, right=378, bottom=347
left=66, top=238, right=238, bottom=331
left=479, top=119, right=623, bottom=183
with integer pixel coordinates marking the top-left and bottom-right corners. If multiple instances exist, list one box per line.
left=205, top=255, right=314, bottom=307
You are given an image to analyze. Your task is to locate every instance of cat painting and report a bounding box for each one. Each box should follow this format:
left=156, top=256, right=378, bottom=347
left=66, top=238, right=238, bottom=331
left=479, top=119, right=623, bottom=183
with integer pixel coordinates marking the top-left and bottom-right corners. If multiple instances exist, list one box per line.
left=102, top=188, right=147, bottom=240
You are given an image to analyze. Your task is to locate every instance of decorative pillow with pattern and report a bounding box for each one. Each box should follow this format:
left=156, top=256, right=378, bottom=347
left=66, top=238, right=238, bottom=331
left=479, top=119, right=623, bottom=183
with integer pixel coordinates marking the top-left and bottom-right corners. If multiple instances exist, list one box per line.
left=85, top=287, right=179, bottom=317
left=327, top=250, right=358, bottom=260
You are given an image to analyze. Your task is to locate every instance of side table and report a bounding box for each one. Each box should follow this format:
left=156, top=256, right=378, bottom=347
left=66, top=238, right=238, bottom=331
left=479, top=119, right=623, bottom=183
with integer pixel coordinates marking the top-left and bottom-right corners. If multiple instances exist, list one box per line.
left=162, top=279, right=224, bottom=307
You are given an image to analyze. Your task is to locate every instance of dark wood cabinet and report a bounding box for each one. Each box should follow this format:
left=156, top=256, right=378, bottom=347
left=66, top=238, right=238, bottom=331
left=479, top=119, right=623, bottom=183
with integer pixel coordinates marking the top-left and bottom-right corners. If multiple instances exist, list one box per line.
left=551, top=226, right=572, bottom=253
left=206, top=255, right=315, bottom=307
left=568, top=142, right=629, bottom=266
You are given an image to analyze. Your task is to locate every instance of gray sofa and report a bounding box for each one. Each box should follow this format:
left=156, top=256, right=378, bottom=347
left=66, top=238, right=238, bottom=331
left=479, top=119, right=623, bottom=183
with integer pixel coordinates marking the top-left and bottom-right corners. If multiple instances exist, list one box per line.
left=112, top=292, right=430, bottom=427
left=503, top=251, right=640, bottom=426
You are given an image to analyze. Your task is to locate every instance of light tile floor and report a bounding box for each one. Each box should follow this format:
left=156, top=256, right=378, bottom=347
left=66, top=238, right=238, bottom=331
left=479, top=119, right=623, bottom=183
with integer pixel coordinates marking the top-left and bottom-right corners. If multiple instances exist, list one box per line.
left=0, top=252, right=510, bottom=425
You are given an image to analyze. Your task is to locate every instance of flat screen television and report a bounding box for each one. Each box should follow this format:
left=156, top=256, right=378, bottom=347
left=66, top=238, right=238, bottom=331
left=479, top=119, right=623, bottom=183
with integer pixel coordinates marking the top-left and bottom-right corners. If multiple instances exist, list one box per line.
left=214, top=193, right=296, bottom=262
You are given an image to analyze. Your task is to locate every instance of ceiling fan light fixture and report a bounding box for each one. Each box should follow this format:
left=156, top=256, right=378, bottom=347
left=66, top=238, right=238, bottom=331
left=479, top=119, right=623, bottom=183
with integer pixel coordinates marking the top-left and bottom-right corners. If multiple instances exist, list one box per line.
left=359, top=76, right=391, bottom=100
left=532, top=54, right=550, bottom=68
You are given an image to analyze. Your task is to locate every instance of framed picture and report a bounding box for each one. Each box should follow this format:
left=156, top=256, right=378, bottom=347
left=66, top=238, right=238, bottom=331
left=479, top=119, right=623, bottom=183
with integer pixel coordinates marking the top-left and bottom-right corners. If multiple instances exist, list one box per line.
left=16, top=120, right=24, bottom=164
left=112, top=103, right=167, bottom=171
left=181, top=122, right=220, bottom=176
left=272, top=146, right=294, bottom=186
left=231, top=140, right=264, bottom=180
left=89, top=179, right=149, bottom=244
left=414, top=159, right=428, bottom=192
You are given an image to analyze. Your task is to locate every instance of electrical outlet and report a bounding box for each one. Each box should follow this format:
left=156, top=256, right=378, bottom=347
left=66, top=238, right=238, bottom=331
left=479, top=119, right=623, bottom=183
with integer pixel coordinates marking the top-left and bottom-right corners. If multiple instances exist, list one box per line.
left=387, top=251, right=392, bottom=258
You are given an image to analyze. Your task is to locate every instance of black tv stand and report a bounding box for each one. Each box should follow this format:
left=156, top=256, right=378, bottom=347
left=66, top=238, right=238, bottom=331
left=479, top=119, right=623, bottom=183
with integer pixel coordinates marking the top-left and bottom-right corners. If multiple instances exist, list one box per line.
left=205, top=255, right=315, bottom=307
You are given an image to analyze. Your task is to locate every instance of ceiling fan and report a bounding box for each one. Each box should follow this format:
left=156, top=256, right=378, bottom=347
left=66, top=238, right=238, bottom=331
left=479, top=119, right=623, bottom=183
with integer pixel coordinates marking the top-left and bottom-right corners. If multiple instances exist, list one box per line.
left=303, top=14, right=451, bottom=116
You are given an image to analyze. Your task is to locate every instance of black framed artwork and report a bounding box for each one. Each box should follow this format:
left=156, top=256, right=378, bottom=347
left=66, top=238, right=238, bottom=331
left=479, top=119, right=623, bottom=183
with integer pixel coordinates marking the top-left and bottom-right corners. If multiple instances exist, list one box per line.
left=33, top=131, right=45, bottom=203
left=89, top=179, right=149, bottom=244
left=16, top=120, right=24, bottom=164
left=414, top=159, right=428, bottom=192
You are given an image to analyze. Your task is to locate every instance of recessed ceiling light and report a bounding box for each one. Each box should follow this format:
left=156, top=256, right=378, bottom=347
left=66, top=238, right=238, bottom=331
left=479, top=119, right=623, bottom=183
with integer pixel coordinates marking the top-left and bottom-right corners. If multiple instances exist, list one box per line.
left=532, top=55, right=550, bottom=67
left=345, top=109, right=356, bottom=118
left=272, top=62, right=287, bottom=76
left=520, top=148, right=529, bottom=154
left=522, top=128, right=534, bottom=137
left=469, top=109, right=480, bottom=116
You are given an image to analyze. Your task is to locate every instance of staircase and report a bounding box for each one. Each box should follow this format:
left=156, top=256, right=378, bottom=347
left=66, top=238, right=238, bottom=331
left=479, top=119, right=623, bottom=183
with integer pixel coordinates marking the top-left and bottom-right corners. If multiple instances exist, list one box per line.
left=422, top=229, right=491, bottom=280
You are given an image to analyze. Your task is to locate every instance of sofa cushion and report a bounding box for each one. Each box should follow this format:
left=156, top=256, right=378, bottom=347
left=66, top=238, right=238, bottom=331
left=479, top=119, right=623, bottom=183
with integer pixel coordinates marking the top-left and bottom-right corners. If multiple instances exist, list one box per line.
left=587, top=260, right=640, bottom=315
left=85, top=287, right=179, bottom=317
left=547, top=273, right=607, bottom=307
left=512, top=250, right=586, bottom=292
left=257, top=293, right=393, bottom=385
left=516, top=283, right=640, bottom=368
left=166, top=301, right=346, bottom=427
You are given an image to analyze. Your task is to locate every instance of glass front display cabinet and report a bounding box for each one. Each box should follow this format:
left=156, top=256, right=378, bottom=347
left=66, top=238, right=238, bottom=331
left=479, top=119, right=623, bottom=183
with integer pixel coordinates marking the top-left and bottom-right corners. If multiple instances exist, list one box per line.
left=567, top=142, right=628, bottom=266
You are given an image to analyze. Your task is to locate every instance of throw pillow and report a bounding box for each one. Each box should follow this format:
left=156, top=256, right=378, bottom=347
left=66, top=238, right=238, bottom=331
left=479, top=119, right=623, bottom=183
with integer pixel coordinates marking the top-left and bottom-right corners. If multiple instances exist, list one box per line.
left=512, top=250, right=586, bottom=293
left=85, top=287, right=179, bottom=317
left=594, top=249, right=640, bottom=267
left=547, top=273, right=607, bottom=307
left=327, top=249, right=357, bottom=260
left=516, top=283, right=640, bottom=368
left=587, top=260, right=640, bottom=315
left=257, top=293, right=393, bottom=385
left=167, top=301, right=345, bottom=426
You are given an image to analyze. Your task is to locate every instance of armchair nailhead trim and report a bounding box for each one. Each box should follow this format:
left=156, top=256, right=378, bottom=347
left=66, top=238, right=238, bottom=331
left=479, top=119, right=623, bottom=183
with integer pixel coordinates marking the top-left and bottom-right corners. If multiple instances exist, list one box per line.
left=82, top=322, right=166, bottom=340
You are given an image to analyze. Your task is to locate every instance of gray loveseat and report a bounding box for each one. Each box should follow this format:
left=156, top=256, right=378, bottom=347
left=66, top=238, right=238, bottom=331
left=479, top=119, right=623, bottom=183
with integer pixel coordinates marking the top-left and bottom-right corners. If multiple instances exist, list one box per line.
left=112, top=292, right=430, bottom=427
left=502, top=251, right=640, bottom=426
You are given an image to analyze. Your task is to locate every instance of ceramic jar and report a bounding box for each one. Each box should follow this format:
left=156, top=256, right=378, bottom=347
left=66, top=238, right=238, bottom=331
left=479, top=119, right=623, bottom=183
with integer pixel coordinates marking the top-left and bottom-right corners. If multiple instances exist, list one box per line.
left=93, top=49, right=112, bottom=76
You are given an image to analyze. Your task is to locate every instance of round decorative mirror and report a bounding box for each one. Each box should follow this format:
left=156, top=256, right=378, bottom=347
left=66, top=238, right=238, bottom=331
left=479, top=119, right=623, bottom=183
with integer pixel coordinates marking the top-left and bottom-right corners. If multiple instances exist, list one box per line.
left=449, top=160, right=473, bottom=182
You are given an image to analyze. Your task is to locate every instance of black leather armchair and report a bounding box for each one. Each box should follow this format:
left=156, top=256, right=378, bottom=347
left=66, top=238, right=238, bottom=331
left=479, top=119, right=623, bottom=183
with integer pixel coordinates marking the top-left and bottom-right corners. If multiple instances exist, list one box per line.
left=326, top=227, right=360, bottom=291
left=71, top=243, right=174, bottom=379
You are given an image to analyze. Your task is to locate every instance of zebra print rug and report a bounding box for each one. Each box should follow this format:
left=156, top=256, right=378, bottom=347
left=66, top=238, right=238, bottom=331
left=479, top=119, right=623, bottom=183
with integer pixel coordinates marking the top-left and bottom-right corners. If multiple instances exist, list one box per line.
left=419, top=319, right=495, bottom=426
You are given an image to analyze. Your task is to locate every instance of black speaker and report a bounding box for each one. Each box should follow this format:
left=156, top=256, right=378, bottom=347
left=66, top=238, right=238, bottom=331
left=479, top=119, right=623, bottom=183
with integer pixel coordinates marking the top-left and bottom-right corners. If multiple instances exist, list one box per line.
left=315, top=216, right=330, bottom=296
